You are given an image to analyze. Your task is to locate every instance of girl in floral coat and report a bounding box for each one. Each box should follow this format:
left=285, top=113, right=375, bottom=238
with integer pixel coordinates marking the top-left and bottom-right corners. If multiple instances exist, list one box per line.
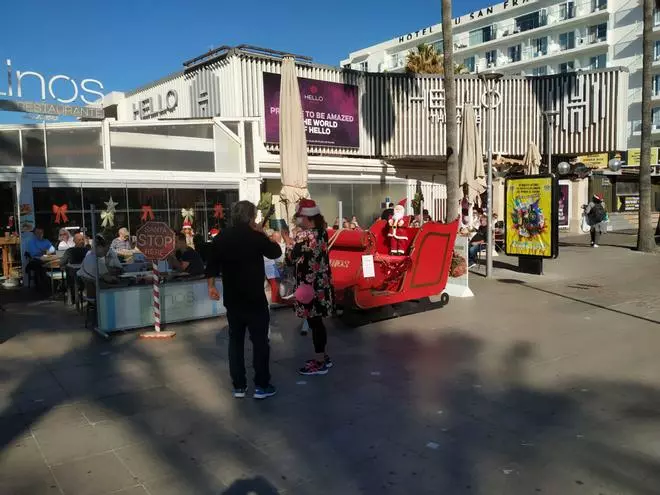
left=287, top=199, right=334, bottom=375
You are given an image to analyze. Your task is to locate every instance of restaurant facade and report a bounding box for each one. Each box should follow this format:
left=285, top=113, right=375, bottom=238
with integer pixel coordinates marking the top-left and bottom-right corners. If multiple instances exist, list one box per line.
left=0, top=46, right=631, bottom=271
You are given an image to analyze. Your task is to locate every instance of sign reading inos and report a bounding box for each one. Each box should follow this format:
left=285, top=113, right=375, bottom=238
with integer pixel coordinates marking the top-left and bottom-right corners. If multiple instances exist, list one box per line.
left=0, top=58, right=105, bottom=119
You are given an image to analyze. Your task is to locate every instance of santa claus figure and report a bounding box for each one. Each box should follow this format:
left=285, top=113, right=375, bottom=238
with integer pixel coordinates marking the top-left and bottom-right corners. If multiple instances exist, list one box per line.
left=387, top=205, right=410, bottom=255
left=182, top=219, right=194, bottom=248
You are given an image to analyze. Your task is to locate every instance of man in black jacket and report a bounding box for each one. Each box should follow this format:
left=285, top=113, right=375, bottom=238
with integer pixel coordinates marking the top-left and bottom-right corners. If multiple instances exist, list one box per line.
left=206, top=200, right=282, bottom=400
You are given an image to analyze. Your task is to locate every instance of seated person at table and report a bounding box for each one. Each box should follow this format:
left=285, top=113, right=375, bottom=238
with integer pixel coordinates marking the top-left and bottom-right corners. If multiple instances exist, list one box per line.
left=77, top=234, right=123, bottom=288
left=111, top=227, right=133, bottom=252
left=61, top=233, right=89, bottom=304
left=168, top=233, right=205, bottom=276
left=468, top=215, right=488, bottom=267
left=26, top=226, right=55, bottom=290
left=57, top=228, right=75, bottom=250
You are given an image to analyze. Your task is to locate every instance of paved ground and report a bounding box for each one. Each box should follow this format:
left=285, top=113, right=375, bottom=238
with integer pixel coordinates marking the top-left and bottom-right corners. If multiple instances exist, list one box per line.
left=0, top=231, right=659, bottom=495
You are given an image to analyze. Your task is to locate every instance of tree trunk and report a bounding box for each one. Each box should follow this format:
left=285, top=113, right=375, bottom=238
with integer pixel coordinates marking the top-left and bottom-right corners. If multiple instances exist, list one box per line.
left=638, top=0, right=656, bottom=251
left=442, top=0, right=460, bottom=222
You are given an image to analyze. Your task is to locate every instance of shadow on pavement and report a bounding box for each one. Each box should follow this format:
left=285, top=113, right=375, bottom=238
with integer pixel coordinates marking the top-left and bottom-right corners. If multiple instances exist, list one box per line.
left=1, top=299, right=660, bottom=494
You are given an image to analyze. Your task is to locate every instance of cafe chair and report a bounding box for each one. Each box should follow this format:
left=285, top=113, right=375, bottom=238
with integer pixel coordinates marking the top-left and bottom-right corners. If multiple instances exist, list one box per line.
left=24, top=253, right=37, bottom=289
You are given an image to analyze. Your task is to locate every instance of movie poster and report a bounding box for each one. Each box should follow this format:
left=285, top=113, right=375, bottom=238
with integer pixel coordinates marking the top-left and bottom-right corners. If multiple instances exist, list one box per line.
left=505, top=176, right=558, bottom=258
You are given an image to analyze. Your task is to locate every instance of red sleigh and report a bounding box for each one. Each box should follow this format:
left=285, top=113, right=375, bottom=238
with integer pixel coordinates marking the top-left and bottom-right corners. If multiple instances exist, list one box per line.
left=327, top=219, right=458, bottom=312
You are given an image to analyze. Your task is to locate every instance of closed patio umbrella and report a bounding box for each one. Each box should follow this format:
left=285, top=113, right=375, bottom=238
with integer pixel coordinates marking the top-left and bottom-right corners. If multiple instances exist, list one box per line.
left=279, top=56, right=309, bottom=222
left=522, top=141, right=542, bottom=175
left=458, top=101, right=485, bottom=208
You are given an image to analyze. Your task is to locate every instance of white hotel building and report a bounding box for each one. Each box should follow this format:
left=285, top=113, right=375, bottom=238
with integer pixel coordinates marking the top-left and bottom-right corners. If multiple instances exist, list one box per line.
left=341, top=0, right=656, bottom=150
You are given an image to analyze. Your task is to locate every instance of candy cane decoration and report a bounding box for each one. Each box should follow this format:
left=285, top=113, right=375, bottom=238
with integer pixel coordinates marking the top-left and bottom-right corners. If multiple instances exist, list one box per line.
left=152, top=261, right=161, bottom=332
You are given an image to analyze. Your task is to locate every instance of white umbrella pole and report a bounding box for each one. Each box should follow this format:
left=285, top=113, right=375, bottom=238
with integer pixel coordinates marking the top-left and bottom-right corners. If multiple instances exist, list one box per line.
left=486, top=84, right=494, bottom=279
left=338, top=201, right=343, bottom=230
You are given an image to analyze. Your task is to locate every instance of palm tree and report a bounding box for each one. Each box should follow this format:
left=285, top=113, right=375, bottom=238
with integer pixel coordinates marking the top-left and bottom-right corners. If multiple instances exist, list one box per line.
left=441, top=3, right=460, bottom=223
left=638, top=0, right=656, bottom=251
left=405, top=44, right=470, bottom=75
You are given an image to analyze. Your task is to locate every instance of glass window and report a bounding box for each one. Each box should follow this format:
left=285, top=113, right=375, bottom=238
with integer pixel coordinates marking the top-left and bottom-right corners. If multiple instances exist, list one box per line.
left=82, top=187, right=129, bottom=239
left=464, top=56, right=476, bottom=72
left=590, top=54, right=607, bottom=69
left=592, top=0, right=607, bottom=11
left=0, top=182, right=17, bottom=236
left=653, top=108, right=660, bottom=128
left=655, top=40, right=660, bottom=60
left=508, top=45, right=522, bottom=62
left=534, top=37, right=548, bottom=56
left=655, top=8, right=660, bottom=26
left=654, top=75, right=660, bottom=96
left=515, top=11, right=541, bottom=32
left=559, top=61, right=575, bottom=73
left=205, top=188, right=239, bottom=238
left=0, top=130, right=21, bottom=166
left=167, top=188, right=207, bottom=234
left=532, top=66, right=548, bottom=76
left=559, top=1, right=575, bottom=20
left=359, top=61, right=368, bottom=72
left=21, top=128, right=46, bottom=167
left=46, top=127, right=103, bottom=168
left=469, top=25, right=495, bottom=46
left=125, top=188, right=169, bottom=236
left=110, top=124, right=215, bottom=172
left=486, top=50, right=497, bottom=66
left=559, top=31, right=575, bottom=51
left=589, top=23, right=607, bottom=42
left=33, top=187, right=84, bottom=243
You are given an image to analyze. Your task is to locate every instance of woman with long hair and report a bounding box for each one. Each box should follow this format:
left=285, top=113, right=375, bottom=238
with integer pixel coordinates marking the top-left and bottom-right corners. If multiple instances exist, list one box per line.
left=287, top=199, right=334, bottom=375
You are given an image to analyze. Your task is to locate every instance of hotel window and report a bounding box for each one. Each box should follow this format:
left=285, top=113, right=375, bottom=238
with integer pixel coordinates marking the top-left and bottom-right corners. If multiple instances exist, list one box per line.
left=464, top=56, right=476, bottom=72
left=559, top=61, right=575, bottom=73
left=653, top=108, right=660, bottom=129
left=433, top=41, right=444, bottom=54
left=358, top=61, right=368, bottom=72
left=654, top=75, right=660, bottom=96
left=655, top=8, right=660, bottom=26
left=485, top=50, right=497, bottom=67
left=559, top=31, right=576, bottom=51
left=390, top=52, right=401, bottom=69
left=532, top=66, right=548, bottom=76
left=508, top=44, right=522, bottom=63
left=559, top=1, right=575, bottom=20
left=592, top=0, right=607, bottom=12
left=589, top=23, right=607, bottom=43
left=655, top=40, right=660, bottom=60
left=590, top=54, right=607, bottom=69
left=534, top=37, right=548, bottom=56
left=469, top=25, right=496, bottom=46
left=515, top=10, right=547, bottom=33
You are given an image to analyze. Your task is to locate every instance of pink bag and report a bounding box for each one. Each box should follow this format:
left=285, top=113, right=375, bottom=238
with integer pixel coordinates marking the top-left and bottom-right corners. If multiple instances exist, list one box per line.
left=294, top=283, right=315, bottom=304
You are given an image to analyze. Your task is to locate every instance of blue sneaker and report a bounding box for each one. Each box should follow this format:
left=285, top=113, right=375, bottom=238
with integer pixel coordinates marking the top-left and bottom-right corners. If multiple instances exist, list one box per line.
left=232, top=388, right=247, bottom=399
left=253, top=385, right=277, bottom=400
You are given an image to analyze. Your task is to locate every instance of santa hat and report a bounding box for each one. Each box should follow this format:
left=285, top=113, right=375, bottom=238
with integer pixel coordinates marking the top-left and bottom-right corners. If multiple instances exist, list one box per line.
left=397, top=198, right=407, bottom=207
left=593, top=193, right=604, bottom=201
left=209, top=228, right=219, bottom=237
left=296, top=198, right=321, bottom=217
left=183, top=219, right=193, bottom=229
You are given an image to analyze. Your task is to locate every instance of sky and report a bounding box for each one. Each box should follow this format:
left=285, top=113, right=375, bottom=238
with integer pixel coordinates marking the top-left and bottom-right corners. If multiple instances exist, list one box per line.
left=0, top=0, right=487, bottom=124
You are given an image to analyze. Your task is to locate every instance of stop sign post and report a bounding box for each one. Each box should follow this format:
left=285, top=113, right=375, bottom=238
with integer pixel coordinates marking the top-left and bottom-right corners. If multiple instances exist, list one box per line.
left=136, top=222, right=176, bottom=339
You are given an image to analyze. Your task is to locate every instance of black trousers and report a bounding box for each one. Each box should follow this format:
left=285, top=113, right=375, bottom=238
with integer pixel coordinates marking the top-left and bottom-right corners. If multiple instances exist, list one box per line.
left=226, top=305, right=271, bottom=389
left=590, top=224, right=601, bottom=245
left=307, top=316, right=327, bottom=354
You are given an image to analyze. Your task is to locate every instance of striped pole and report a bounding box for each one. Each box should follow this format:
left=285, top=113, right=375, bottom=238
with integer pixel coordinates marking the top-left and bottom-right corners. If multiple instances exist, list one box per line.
left=152, top=261, right=161, bottom=332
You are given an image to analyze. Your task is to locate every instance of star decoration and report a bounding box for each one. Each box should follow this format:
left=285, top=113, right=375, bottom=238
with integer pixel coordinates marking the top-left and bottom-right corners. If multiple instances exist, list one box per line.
left=104, top=196, right=118, bottom=213
left=213, top=203, right=224, bottom=219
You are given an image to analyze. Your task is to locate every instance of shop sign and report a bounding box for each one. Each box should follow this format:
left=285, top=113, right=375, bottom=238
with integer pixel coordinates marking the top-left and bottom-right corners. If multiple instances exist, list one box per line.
left=618, top=195, right=640, bottom=212
left=504, top=175, right=559, bottom=259
left=263, top=73, right=359, bottom=148
left=0, top=58, right=104, bottom=105
left=0, top=99, right=104, bottom=119
left=136, top=222, right=175, bottom=260
left=576, top=153, right=608, bottom=169
left=625, top=148, right=659, bottom=166
left=132, top=89, right=178, bottom=120
left=558, top=183, right=570, bottom=228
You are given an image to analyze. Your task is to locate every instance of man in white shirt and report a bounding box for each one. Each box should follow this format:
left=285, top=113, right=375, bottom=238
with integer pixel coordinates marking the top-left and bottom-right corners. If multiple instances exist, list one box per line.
left=77, top=234, right=122, bottom=284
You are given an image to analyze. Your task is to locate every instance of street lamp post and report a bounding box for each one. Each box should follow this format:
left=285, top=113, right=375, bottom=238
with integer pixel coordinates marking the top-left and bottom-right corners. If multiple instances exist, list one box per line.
left=543, top=110, right=559, bottom=174
left=479, top=72, right=503, bottom=279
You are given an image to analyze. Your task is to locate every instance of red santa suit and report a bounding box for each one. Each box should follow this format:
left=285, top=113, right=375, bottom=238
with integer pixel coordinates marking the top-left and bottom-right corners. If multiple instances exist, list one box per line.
left=388, top=205, right=410, bottom=255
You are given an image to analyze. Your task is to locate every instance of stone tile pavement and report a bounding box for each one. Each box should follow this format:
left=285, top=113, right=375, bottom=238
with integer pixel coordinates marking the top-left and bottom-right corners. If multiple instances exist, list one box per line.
left=0, top=233, right=659, bottom=494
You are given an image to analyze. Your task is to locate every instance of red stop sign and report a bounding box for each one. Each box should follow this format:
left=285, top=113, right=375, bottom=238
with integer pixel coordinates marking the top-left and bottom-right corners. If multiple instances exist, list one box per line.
left=136, top=222, right=176, bottom=260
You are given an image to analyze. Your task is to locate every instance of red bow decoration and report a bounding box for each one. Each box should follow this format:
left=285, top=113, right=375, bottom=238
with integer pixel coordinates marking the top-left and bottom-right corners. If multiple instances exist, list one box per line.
left=140, top=205, right=154, bottom=222
left=52, top=204, right=69, bottom=224
left=213, top=203, right=224, bottom=219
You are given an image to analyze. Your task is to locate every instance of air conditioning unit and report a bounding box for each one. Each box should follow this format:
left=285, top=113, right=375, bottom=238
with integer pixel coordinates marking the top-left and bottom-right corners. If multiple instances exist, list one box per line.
left=488, top=63, right=495, bottom=68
